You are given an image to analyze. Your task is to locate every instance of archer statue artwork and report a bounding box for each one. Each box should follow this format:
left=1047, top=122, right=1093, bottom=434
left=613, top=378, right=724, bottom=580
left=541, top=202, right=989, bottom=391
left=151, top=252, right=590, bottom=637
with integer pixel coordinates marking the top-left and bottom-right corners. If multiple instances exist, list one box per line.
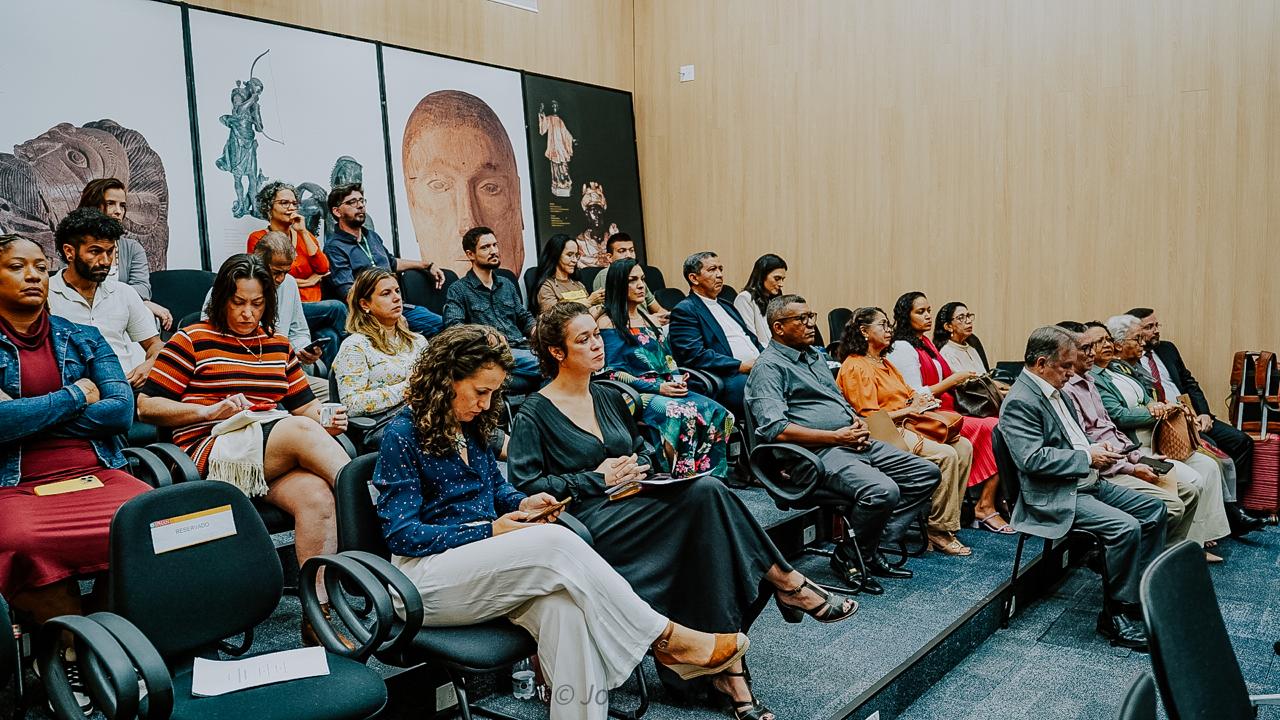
left=215, top=49, right=281, bottom=219
left=538, top=100, right=574, bottom=198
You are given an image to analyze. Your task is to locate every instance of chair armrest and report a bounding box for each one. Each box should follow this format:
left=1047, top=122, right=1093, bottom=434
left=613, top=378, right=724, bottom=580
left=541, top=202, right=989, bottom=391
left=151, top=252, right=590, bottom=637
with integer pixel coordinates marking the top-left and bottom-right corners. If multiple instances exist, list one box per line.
left=335, top=433, right=359, bottom=459
left=300, top=554, right=395, bottom=662
left=39, top=615, right=148, bottom=720
left=556, top=512, right=594, bottom=546
left=144, top=443, right=201, bottom=484
left=348, top=416, right=376, bottom=431
left=89, top=612, right=175, bottom=720
left=121, top=447, right=173, bottom=488
left=748, top=442, right=828, bottom=503
left=1251, top=694, right=1280, bottom=705
left=593, top=379, right=642, bottom=415
left=680, top=367, right=723, bottom=399
left=338, top=550, right=425, bottom=657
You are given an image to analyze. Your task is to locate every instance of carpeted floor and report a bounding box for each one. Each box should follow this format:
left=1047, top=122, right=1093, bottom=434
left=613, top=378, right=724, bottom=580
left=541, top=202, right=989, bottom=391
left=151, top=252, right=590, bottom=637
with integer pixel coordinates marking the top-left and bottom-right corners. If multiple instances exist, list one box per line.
left=898, top=524, right=1280, bottom=720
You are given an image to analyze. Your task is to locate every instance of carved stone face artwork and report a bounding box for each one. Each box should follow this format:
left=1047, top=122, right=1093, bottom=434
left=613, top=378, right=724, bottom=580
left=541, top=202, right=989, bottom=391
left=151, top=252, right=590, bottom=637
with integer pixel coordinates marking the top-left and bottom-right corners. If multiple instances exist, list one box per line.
left=403, top=90, right=525, bottom=275
left=0, top=120, right=170, bottom=271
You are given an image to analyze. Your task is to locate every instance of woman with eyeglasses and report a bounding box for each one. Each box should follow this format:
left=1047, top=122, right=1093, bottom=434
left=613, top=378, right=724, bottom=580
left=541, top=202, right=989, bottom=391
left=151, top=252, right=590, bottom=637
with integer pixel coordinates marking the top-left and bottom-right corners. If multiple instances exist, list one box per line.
left=529, top=233, right=605, bottom=316
left=836, top=307, right=975, bottom=556
left=248, top=180, right=346, bottom=366
left=886, top=292, right=1007, bottom=537
left=935, top=302, right=999, bottom=383
left=598, top=259, right=732, bottom=479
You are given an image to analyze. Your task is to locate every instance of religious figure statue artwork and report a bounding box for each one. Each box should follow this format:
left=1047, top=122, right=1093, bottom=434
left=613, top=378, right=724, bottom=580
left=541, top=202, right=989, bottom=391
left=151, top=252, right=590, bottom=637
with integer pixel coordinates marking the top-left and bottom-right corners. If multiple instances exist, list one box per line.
left=538, top=100, right=575, bottom=198
left=575, top=180, right=618, bottom=268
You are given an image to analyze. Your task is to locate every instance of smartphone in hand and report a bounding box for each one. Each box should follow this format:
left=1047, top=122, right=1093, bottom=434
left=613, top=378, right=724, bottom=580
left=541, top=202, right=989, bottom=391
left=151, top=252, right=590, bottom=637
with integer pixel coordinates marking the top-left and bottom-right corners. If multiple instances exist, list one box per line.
left=525, top=497, right=571, bottom=522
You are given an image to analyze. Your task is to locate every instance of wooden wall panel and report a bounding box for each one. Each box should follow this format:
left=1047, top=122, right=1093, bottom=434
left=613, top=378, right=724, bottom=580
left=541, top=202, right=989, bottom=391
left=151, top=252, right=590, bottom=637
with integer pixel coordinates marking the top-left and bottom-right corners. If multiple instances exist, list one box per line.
left=187, top=0, right=634, bottom=91
left=633, top=0, right=1280, bottom=408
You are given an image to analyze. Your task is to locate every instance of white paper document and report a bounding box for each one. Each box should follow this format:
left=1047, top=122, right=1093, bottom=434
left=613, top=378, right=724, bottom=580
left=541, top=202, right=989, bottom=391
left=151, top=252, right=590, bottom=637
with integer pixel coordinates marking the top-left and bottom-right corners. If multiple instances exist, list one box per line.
left=191, top=646, right=330, bottom=697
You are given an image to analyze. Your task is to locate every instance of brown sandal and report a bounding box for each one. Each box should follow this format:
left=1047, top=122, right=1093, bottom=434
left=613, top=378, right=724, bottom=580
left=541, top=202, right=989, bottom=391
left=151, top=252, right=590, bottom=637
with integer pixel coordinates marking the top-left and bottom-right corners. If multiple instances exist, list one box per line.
left=653, top=628, right=750, bottom=681
left=928, top=532, right=973, bottom=557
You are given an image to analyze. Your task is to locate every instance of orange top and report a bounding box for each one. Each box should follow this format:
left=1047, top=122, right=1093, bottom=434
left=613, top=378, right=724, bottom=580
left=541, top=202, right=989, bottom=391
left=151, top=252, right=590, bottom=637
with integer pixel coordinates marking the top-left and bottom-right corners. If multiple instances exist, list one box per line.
left=836, top=354, right=915, bottom=415
left=247, top=228, right=331, bottom=302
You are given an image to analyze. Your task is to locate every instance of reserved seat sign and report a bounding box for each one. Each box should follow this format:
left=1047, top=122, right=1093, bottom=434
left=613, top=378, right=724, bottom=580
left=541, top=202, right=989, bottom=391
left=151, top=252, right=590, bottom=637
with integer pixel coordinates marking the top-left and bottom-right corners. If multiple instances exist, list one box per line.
left=150, top=504, right=237, bottom=554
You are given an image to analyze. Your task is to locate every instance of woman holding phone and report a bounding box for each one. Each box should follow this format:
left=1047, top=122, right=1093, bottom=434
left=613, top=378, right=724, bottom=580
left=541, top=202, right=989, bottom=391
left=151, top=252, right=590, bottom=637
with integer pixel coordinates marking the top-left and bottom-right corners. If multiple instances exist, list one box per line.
left=138, top=253, right=352, bottom=644
left=375, top=324, right=750, bottom=720
left=597, top=259, right=732, bottom=479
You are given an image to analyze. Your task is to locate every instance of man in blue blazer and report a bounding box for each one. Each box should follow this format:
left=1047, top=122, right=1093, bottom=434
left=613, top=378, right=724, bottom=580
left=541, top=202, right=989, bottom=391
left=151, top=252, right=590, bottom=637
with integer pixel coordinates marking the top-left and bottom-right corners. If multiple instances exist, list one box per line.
left=1000, top=326, right=1167, bottom=650
left=668, top=251, right=763, bottom=419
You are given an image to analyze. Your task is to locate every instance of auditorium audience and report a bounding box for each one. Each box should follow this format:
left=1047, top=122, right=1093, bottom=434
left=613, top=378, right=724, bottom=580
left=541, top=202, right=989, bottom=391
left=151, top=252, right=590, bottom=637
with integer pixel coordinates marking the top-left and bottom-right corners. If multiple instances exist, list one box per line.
left=669, top=251, right=763, bottom=419
left=999, top=325, right=1166, bottom=650
left=375, top=324, right=749, bottom=720
left=597, top=259, right=733, bottom=479
left=45, top=208, right=161, bottom=389
left=745, top=295, right=941, bottom=592
left=1095, top=316, right=1232, bottom=558
left=0, top=233, right=149, bottom=626
left=138, top=254, right=351, bottom=645
left=886, top=292, right=1006, bottom=532
left=835, top=307, right=977, bottom=555
left=77, top=178, right=172, bottom=330
left=333, top=267, right=427, bottom=446
left=249, top=181, right=345, bottom=366
left=530, top=232, right=605, bottom=315
left=590, top=232, right=668, bottom=323
left=1055, top=321, right=1201, bottom=551
left=322, top=183, right=444, bottom=337
left=509, top=301, right=855, bottom=719
left=734, top=254, right=787, bottom=344
left=1128, top=307, right=1262, bottom=536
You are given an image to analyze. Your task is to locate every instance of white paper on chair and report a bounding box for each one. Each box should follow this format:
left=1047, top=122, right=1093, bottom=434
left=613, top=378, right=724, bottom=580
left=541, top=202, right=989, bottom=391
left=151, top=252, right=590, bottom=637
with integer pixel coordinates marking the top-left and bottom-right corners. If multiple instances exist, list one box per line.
left=190, top=646, right=330, bottom=697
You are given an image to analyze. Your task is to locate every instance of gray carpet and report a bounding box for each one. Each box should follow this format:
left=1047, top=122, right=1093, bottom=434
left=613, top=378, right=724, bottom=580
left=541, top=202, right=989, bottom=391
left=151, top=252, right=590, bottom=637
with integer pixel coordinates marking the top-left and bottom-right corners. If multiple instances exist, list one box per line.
left=899, top=524, right=1280, bottom=720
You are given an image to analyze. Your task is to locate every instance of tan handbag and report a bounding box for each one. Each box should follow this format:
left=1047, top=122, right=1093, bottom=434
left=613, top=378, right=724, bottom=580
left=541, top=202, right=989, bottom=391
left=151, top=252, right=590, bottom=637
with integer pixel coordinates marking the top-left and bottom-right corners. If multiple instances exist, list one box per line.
left=1153, top=399, right=1201, bottom=461
left=865, top=410, right=924, bottom=454
left=900, top=410, right=963, bottom=445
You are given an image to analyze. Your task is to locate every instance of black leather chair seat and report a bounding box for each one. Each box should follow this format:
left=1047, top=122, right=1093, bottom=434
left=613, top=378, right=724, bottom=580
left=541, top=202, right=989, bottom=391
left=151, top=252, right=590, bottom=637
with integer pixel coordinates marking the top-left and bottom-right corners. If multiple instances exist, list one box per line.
left=169, top=653, right=386, bottom=720
left=251, top=498, right=295, bottom=533
left=403, top=619, right=536, bottom=673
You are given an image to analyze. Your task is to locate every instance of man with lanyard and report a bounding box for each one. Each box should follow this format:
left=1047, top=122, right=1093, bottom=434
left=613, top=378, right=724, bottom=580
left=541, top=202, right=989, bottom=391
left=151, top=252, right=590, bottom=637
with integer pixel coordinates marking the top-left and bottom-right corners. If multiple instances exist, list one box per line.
left=323, top=183, right=444, bottom=337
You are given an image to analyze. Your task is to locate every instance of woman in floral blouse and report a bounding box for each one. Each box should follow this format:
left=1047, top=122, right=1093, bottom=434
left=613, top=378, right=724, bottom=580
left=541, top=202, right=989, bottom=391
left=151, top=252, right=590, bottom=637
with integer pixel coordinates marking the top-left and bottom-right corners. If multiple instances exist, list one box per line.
left=333, top=268, right=427, bottom=445
left=597, top=259, right=732, bottom=478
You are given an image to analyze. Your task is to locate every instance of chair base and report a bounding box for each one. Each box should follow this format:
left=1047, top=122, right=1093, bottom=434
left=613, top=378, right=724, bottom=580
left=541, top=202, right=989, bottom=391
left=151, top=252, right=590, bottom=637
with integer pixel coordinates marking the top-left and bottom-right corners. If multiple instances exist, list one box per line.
left=449, top=657, right=650, bottom=720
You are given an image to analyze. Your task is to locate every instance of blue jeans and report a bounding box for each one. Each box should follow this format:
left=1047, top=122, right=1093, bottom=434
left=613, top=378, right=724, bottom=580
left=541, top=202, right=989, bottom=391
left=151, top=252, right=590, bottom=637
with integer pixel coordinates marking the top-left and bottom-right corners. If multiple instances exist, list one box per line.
left=507, top=348, right=544, bottom=394
left=303, top=299, right=347, bottom=367
left=403, top=304, right=443, bottom=338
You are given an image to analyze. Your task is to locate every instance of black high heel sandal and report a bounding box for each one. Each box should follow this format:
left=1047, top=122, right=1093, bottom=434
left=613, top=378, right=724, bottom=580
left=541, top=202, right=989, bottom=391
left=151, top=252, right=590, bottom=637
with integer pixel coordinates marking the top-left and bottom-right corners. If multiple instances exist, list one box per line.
left=712, top=667, right=774, bottom=720
left=774, top=578, right=858, bottom=624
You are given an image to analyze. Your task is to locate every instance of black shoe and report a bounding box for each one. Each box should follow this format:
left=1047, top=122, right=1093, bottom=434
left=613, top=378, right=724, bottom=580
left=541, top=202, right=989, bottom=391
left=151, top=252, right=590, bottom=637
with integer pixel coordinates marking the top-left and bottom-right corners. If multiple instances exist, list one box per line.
left=830, top=553, right=884, bottom=595
left=773, top=578, right=858, bottom=624
left=1096, top=611, right=1149, bottom=651
left=867, top=554, right=914, bottom=579
left=1228, top=504, right=1264, bottom=537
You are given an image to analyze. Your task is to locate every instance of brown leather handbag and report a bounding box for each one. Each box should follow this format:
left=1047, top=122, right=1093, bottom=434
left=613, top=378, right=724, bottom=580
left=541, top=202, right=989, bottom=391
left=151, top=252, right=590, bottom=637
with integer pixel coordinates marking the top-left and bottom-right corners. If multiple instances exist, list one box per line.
left=953, top=375, right=1004, bottom=418
left=1153, top=400, right=1201, bottom=461
left=901, top=410, right=964, bottom=445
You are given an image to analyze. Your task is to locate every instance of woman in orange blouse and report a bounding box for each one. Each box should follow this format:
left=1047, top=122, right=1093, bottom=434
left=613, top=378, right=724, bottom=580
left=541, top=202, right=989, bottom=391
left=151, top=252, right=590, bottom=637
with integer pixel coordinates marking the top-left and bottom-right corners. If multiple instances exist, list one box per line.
left=248, top=181, right=346, bottom=365
left=835, top=307, right=976, bottom=556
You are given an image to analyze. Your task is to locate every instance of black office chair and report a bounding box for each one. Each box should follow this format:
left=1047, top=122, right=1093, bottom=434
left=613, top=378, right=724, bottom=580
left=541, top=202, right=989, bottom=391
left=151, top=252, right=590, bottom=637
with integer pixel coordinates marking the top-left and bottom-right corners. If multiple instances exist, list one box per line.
left=739, top=405, right=866, bottom=595
left=1140, top=541, right=1280, bottom=719
left=38, top=482, right=391, bottom=720
left=1116, top=672, right=1157, bottom=720
left=0, top=592, right=23, bottom=719
left=719, top=285, right=738, bottom=303
left=654, top=288, right=685, bottom=311
left=333, top=454, right=649, bottom=720
left=827, top=307, right=853, bottom=349
left=151, top=270, right=216, bottom=340
left=581, top=266, right=605, bottom=289
left=641, top=265, right=666, bottom=294
left=993, top=361, right=1024, bottom=385
left=495, top=267, right=522, bottom=303
left=399, top=267, right=458, bottom=316
left=325, top=368, right=381, bottom=453
left=521, top=266, right=540, bottom=307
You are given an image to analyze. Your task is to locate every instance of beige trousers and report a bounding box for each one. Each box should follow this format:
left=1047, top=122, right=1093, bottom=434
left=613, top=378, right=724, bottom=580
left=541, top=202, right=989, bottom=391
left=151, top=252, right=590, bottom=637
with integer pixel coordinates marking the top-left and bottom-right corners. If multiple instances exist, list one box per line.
left=394, top=524, right=668, bottom=720
left=1106, top=472, right=1198, bottom=546
left=904, top=431, right=973, bottom=533
left=1171, top=452, right=1232, bottom=544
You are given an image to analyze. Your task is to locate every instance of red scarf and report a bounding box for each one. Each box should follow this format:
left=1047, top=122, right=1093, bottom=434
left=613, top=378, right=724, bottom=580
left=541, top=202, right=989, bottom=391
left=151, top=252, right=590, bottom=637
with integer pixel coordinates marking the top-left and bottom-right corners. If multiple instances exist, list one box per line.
left=914, top=336, right=956, bottom=411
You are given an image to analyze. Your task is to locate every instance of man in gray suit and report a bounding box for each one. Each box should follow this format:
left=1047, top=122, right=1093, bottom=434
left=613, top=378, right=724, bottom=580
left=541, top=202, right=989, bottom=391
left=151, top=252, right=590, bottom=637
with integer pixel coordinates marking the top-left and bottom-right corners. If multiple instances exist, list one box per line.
left=999, top=326, right=1167, bottom=650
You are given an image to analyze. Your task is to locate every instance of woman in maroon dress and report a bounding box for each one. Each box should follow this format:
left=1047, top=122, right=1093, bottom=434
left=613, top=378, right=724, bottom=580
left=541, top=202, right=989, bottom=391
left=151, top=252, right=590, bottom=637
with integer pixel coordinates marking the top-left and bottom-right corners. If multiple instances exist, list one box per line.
left=0, top=232, right=148, bottom=624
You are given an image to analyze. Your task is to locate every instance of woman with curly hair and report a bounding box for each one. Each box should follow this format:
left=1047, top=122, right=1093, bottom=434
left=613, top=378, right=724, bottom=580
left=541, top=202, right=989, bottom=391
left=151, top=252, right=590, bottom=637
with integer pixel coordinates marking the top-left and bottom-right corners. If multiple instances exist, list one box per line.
left=509, top=302, right=856, bottom=720
left=373, top=324, right=749, bottom=720
left=597, top=259, right=732, bottom=479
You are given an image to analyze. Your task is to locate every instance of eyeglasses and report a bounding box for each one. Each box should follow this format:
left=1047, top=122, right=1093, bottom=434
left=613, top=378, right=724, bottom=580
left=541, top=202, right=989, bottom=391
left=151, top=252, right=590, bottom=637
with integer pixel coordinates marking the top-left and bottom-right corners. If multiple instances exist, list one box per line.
left=274, top=200, right=299, bottom=209
left=776, top=312, right=818, bottom=325
left=862, top=320, right=895, bottom=331
left=1077, top=341, right=1099, bottom=352
left=341, top=197, right=367, bottom=207
left=954, top=312, right=976, bottom=322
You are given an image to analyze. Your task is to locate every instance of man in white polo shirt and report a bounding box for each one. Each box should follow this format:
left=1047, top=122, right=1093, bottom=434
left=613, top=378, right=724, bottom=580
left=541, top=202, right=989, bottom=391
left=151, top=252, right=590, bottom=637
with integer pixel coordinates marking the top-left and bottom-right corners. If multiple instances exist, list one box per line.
left=46, top=208, right=160, bottom=388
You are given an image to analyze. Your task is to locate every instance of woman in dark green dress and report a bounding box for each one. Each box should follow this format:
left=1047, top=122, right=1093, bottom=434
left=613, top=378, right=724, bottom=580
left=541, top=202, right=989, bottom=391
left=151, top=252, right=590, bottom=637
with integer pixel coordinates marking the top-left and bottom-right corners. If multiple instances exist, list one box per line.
left=597, top=259, right=732, bottom=479
left=508, top=302, right=856, bottom=720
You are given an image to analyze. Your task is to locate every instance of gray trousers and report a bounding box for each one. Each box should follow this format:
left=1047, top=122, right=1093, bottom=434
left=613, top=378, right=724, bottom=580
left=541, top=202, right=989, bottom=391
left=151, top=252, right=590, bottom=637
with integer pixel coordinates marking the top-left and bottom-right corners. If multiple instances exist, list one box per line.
left=811, top=440, right=942, bottom=556
left=1075, top=479, right=1168, bottom=606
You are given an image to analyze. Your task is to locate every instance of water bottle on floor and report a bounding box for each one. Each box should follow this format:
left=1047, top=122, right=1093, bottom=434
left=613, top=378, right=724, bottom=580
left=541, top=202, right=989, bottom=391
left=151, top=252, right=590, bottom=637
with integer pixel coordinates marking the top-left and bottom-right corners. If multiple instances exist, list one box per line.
left=511, top=658, right=535, bottom=700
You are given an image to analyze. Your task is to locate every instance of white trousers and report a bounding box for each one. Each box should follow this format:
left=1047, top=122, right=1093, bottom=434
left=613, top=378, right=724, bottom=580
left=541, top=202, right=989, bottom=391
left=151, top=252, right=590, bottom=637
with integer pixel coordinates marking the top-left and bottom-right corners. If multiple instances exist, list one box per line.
left=1169, top=451, right=1232, bottom=544
left=393, top=524, right=668, bottom=720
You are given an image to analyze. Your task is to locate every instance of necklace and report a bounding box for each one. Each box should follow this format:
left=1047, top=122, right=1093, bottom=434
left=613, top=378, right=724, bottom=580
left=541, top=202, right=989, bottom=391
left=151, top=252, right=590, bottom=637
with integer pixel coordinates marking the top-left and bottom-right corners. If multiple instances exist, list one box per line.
left=453, top=431, right=467, bottom=457
left=233, top=331, right=263, bottom=361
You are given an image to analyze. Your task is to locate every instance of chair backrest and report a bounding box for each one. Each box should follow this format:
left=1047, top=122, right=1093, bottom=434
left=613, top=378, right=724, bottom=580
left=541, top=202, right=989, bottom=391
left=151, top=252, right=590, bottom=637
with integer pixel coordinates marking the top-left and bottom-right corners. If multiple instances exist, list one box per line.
left=399, top=267, right=457, bottom=316
left=994, top=361, right=1025, bottom=384
left=642, top=265, right=666, bottom=293
left=1116, top=672, right=1157, bottom=720
left=719, top=285, right=738, bottom=303
left=328, top=365, right=341, bottom=404
left=1140, top=540, right=1255, bottom=720
left=108, top=482, right=283, bottom=658
left=580, top=266, right=604, bottom=290
left=992, top=427, right=1022, bottom=507
left=522, top=266, right=540, bottom=307
left=655, top=287, right=686, bottom=311
left=496, top=267, right=522, bottom=303
left=827, top=307, right=853, bottom=347
left=151, top=270, right=216, bottom=329
left=335, top=454, right=390, bottom=559
left=0, top=592, right=14, bottom=691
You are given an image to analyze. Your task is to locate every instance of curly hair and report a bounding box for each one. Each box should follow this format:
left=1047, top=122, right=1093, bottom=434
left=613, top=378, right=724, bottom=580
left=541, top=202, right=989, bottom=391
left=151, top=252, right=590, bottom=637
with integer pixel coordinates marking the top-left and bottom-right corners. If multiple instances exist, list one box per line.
left=891, top=291, right=928, bottom=350
left=406, top=324, right=515, bottom=457
left=836, top=306, right=886, bottom=361
left=256, top=180, right=297, bottom=220
left=531, top=301, right=591, bottom=377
